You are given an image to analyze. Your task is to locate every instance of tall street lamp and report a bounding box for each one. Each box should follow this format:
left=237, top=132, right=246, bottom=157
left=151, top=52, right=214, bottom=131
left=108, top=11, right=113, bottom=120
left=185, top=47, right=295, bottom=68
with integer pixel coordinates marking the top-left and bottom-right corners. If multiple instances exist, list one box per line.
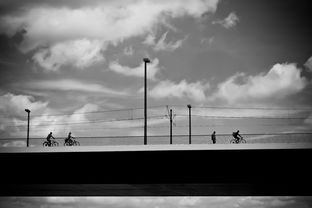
left=25, top=109, right=31, bottom=147
left=187, top=105, right=192, bottom=144
left=143, top=58, right=151, bottom=145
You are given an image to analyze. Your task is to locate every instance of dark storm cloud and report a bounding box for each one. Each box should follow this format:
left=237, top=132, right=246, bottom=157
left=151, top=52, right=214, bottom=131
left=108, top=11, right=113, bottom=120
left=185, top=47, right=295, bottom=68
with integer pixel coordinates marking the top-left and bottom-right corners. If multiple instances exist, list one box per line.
left=0, top=31, right=36, bottom=94
left=0, top=32, right=26, bottom=66
left=11, top=28, right=27, bottom=45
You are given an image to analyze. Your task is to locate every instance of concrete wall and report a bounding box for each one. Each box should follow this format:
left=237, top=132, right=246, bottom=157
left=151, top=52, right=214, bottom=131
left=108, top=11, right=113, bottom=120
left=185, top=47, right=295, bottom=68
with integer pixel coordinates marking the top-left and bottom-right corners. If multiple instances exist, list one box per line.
left=0, top=145, right=311, bottom=195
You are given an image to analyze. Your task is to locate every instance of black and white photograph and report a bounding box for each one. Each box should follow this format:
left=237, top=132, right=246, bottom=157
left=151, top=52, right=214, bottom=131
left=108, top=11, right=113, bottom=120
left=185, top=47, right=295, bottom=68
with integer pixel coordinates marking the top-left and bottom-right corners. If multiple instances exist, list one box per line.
left=0, top=0, right=312, bottom=204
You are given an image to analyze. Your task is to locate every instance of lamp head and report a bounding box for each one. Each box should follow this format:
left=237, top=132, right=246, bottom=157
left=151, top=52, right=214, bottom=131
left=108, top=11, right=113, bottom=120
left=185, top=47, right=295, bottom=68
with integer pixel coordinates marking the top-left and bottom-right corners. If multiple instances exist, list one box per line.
left=187, top=104, right=192, bottom=108
left=25, top=109, right=30, bottom=113
left=143, top=58, right=151, bottom=63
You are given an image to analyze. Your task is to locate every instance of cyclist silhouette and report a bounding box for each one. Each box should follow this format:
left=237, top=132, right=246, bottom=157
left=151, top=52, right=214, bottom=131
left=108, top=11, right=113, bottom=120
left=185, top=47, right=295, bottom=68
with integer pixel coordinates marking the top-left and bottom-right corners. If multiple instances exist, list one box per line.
left=64, top=132, right=80, bottom=146
left=65, top=132, right=74, bottom=143
left=46, top=132, right=55, bottom=144
left=232, top=130, right=242, bottom=143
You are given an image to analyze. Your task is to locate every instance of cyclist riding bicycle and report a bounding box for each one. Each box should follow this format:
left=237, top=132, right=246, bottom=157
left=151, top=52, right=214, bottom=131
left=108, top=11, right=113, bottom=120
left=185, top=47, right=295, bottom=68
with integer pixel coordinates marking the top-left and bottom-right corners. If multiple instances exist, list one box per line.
left=64, top=132, right=80, bottom=146
left=65, top=132, right=74, bottom=144
left=232, top=130, right=242, bottom=143
left=46, top=132, right=55, bottom=144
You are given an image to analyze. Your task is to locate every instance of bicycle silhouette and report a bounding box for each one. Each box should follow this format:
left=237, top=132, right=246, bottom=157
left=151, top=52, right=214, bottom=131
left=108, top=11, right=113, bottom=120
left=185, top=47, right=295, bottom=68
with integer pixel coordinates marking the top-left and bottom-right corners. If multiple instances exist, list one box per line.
left=43, top=140, right=59, bottom=147
left=64, top=138, right=80, bottom=146
left=230, top=136, right=246, bottom=144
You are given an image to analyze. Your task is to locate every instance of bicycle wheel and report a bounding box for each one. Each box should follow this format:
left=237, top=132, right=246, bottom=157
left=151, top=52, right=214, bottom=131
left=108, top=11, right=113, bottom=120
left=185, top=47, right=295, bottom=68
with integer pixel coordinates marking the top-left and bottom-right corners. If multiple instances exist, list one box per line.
left=64, top=142, right=70, bottom=146
left=74, top=141, right=80, bottom=146
left=241, top=139, right=247, bottom=143
left=43, top=141, right=49, bottom=146
left=230, top=139, right=236, bottom=144
left=52, top=141, right=59, bottom=146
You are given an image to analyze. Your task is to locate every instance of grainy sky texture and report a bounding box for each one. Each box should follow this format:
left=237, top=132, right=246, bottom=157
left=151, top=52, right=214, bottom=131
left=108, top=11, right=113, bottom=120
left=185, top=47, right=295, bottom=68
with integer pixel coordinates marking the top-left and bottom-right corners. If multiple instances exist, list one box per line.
left=0, top=0, right=312, bottom=145
left=0, top=197, right=312, bottom=208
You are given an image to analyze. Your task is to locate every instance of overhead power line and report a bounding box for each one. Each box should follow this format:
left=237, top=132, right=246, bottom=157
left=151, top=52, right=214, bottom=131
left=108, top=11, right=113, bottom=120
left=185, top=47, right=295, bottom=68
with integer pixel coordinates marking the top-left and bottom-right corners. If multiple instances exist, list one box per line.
left=0, top=105, right=166, bottom=119
left=29, top=105, right=166, bottom=118
left=177, top=114, right=312, bottom=120
left=3, top=113, right=311, bottom=128
left=2, top=104, right=311, bottom=120
left=6, top=115, right=166, bottom=128
left=191, top=105, right=312, bottom=111
left=5, top=118, right=305, bottom=133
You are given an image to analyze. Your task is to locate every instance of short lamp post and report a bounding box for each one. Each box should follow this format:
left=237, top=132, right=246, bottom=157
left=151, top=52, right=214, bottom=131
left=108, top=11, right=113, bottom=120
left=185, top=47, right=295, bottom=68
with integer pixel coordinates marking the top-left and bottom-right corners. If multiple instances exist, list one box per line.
left=25, top=109, right=31, bottom=147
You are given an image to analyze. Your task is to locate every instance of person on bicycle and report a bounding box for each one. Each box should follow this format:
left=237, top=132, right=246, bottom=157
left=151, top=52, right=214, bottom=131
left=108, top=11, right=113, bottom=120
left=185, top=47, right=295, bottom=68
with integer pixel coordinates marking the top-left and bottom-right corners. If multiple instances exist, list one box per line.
left=65, top=132, right=74, bottom=143
left=46, top=132, right=55, bottom=144
left=232, top=130, right=242, bottom=143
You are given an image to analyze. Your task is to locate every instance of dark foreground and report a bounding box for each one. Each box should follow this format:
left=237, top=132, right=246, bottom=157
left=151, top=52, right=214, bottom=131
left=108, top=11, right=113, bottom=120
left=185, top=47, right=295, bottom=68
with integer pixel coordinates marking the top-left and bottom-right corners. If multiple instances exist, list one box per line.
left=0, top=144, right=311, bottom=196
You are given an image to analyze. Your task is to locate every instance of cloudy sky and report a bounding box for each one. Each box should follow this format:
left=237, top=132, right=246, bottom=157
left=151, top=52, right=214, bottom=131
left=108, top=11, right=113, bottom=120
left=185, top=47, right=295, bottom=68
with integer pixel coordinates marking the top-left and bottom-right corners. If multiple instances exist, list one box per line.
left=0, top=0, right=312, bottom=145
left=0, top=197, right=312, bottom=208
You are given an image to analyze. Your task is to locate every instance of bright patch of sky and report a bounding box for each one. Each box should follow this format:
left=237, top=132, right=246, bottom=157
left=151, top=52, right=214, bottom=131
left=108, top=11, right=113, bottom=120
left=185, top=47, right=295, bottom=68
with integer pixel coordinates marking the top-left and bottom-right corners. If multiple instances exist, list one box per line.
left=0, top=197, right=311, bottom=208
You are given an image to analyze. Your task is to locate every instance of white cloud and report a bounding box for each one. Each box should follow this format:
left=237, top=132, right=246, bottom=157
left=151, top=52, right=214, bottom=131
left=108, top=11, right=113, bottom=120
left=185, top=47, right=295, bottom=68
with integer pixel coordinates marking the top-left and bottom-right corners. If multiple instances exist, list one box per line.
left=304, top=56, right=312, bottom=71
left=46, top=197, right=79, bottom=204
left=32, top=39, right=106, bottom=71
left=19, top=103, right=99, bottom=138
left=143, top=31, right=187, bottom=51
left=270, top=199, right=295, bottom=207
left=0, top=92, right=166, bottom=140
left=191, top=106, right=300, bottom=118
left=178, top=197, right=201, bottom=206
left=0, top=92, right=101, bottom=138
left=143, top=34, right=156, bottom=46
left=0, top=93, right=48, bottom=117
left=1, top=0, right=219, bottom=46
left=109, top=58, right=161, bottom=80
left=212, top=63, right=307, bottom=104
left=102, top=118, right=167, bottom=136
left=148, top=80, right=210, bottom=102
left=0, top=93, right=49, bottom=138
left=213, top=12, right=239, bottom=29
left=0, top=0, right=219, bottom=70
left=26, top=79, right=129, bottom=96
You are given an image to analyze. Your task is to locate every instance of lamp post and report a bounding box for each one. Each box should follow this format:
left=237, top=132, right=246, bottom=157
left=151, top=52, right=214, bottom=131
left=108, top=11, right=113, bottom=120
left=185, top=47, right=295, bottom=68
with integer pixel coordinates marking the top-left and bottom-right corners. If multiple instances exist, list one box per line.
left=187, top=105, right=192, bottom=144
left=25, top=109, right=31, bottom=147
left=143, top=58, right=151, bottom=145
left=170, top=109, right=173, bottom=144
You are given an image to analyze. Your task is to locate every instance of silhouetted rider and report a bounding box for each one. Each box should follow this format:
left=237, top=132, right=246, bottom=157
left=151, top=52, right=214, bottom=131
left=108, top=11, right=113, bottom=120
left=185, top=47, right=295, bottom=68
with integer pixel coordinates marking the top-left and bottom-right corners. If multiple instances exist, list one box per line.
left=46, top=132, right=55, bottom=144
left=65, top=132, right=74, bottom=143
left=232, top=130, right=242, bottom=143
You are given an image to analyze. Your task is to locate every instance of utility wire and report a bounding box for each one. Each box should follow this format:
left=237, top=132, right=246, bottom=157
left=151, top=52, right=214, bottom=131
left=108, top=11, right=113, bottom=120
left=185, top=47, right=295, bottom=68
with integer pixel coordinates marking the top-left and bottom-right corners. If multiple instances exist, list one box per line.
left=7, top=119, right=304, bottom=132
left=2, top=104, right=311, bottom=119
left=176, top=114, right=312, bottom=120
left=3, top=114, right=310, bottom=128
left=187, top=105, right=312, bottom=111
left=6, top=115, right=166, bottom=128
left=31, top=105, right=166, bottom=117
left=0, top=105, right=166, bottom=119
